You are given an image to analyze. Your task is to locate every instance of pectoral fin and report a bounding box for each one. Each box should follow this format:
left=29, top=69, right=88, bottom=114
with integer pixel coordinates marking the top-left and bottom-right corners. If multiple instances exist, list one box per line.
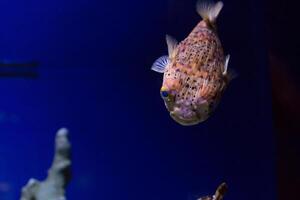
left=151, top=55, right=169, bottom=73
left=222, top=54, right=230, bottom=76
left=222, top=55, right=238, bottom=81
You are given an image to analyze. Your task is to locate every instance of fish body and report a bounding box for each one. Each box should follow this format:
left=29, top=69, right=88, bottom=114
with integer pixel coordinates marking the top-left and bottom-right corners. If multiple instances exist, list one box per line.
left=152, top=1, right=235, bottom=126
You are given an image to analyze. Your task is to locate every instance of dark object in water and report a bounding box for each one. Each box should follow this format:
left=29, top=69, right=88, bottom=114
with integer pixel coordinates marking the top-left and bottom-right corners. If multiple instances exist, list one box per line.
left=20, top=128, right=71, bottom=200
left=0, top=61, right=39, bottom=78
left=198, top=182, right=228, bottom=200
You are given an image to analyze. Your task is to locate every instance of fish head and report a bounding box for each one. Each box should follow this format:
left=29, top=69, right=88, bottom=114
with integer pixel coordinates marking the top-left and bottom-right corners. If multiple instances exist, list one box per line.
left=160, top=76, right=181, bottom=107
left=161, top=82, right=209, bottom=125
left=160, top=85, right=176, bottom=112
left=161, top=75, right=211, bottom=125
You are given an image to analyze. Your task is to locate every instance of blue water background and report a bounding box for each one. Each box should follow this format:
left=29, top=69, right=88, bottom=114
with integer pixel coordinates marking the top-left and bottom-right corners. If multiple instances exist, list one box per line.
left=0, top=0, right=276, bottom=200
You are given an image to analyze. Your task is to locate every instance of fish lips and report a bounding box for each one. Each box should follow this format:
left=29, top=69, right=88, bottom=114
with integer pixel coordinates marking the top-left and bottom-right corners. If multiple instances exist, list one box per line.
left=170, top=111, right=202, bottom=126
left=169, top=103, right=205, bottom=126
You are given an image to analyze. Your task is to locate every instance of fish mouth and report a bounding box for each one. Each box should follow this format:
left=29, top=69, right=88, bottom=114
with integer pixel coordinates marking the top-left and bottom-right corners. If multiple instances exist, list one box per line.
left=170, top=111, right=202, bottom=126
left=168, top=98, right=210, bottom=126
left=164, top=97, right=208, bottom=126
left=169, top=103, right=207, bottom=126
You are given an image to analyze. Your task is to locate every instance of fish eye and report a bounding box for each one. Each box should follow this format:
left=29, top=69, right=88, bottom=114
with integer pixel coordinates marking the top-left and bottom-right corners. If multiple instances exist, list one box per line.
left=161, top=90, right=169, bottom=98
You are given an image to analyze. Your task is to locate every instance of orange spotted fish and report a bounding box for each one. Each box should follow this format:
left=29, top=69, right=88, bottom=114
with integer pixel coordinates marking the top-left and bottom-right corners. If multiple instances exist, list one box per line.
left=151, top=0, right=235, bottom=126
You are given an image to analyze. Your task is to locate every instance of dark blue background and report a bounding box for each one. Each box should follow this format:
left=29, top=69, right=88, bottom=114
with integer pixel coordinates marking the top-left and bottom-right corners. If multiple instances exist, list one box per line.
left=0, top=0, right=276, bottom=200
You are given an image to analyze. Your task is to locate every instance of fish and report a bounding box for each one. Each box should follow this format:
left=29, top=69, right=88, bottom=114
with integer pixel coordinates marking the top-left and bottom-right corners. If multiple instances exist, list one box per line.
left=151, top=0, right=236, bottom=126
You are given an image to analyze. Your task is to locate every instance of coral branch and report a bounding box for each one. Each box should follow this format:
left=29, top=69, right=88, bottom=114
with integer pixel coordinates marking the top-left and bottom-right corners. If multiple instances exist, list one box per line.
left=198, top=183, right=228, bottom=200
left=20, top=128, right=71, bottom=200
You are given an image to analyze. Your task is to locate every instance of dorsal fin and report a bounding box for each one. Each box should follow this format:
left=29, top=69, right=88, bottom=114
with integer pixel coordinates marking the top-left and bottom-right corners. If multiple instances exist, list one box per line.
left=196, top=1, right=223, bottom=24
left=166, top=34, right=178, bottom=58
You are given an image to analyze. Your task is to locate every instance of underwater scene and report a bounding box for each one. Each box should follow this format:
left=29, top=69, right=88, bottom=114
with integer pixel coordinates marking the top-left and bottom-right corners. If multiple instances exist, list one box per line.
left=0, top=0, right=299, bottom=199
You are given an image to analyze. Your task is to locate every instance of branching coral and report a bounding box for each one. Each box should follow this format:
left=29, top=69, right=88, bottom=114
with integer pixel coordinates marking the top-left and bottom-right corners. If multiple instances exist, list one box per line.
left=20, top=128, right=71, bottom=200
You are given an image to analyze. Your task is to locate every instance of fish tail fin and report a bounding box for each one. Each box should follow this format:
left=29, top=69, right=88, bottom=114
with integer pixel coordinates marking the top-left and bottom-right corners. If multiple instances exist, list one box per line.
left=214, top=182, right=228, bottom=200
left=196, top=1, right=224, bottom=23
